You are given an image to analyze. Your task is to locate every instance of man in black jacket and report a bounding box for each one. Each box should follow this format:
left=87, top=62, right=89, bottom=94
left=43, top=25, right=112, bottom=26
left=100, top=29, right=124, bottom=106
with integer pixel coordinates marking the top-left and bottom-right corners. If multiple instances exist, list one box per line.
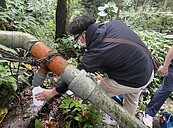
left=35, top=14, right=154, bottom=116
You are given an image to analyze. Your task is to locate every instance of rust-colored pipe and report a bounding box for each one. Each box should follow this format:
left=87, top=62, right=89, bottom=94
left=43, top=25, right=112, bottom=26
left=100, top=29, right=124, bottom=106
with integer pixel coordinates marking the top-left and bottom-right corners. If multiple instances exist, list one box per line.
left=0, top=31, right=68, bottom=75
left=30, top=42, right=68, bottom=75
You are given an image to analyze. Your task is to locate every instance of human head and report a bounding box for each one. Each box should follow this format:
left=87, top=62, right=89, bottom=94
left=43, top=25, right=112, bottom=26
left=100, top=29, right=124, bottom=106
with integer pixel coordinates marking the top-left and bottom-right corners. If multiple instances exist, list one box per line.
left=69, top=14, right=96, bottom=46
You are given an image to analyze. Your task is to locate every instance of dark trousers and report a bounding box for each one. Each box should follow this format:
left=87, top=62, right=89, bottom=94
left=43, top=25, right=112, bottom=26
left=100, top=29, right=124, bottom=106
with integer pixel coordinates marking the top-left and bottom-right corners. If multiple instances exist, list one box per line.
left=145, top=67, right=173, bottom=117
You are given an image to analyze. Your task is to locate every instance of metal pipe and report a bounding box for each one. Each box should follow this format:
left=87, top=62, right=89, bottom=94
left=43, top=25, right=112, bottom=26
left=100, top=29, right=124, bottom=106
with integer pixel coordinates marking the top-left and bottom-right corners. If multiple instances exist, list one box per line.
left=0, top=31, right=38, bottom=51
left=62, top=65, right=147, bottom=128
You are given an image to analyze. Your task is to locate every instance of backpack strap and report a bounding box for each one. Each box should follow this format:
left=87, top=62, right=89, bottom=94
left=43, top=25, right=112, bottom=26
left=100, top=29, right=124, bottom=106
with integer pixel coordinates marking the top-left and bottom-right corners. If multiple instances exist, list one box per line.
left=103, top=38, right=152, bottom=57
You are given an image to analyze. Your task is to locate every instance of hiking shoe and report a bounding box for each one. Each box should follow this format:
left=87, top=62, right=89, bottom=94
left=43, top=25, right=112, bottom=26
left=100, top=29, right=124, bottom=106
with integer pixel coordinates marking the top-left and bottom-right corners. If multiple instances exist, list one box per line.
left=135, top=111, right=144, bottom=122
left=143, top=113, right=153, bottom=128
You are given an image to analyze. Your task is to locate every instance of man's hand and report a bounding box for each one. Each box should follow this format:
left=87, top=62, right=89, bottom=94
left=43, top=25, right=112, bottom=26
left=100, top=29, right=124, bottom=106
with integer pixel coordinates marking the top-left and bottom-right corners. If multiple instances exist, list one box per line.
left=35, top=88, right=59, bottom=101
left=158, top=65, right=169, bottom=76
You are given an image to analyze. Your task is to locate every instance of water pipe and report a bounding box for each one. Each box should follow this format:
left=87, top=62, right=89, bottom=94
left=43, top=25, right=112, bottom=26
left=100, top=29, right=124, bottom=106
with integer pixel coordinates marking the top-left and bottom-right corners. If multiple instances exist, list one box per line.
left=0, top=31, right=147, bottom=128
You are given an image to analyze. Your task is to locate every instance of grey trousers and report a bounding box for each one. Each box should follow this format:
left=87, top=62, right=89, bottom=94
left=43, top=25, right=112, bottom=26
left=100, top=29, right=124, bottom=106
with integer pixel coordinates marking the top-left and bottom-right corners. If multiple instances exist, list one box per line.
left=98, top=71, right=154, bottom=115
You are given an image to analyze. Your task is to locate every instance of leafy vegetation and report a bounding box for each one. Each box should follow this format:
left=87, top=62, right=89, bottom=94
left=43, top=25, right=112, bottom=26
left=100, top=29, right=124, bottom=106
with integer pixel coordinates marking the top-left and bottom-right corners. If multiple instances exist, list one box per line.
left=0, top=0, right=56, bottom=43
left=53, top=35, right=85, bottom=60
left=125, top=13, right=173, bottom=34
left=0, top=0, right=173, bottom=127
left=0, top=64, right=17, bottom=107
left=0, top=45, right=30, bottom=107
left=135, top=30, right=172, bottom=107
left=58, top=95, right=105, bottom=128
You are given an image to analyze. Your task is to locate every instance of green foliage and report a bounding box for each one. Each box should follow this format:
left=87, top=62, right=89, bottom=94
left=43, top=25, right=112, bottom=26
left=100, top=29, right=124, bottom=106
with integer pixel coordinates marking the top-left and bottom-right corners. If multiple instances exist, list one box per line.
left=0, top=64, right=17, bottom=91
left=80, top=0, right=109, bottom=16
left=125, top=13, right=173, bottom=34
left=35, top=119, right=41, bottom=128
left=1, top=0, right=56, bottom=44
left=95, top=2, right=173, bottom=103
left=0, top=59, right=31, bottom=107
left=0, top=0, right=173, bottom=121
left=134, top=30, right=172, bottom=104
left=0, top=64, right=17, bottom=107
left=137, top=31, right=171, bottom=61
left=67, top=0, right=85, bottom=19
left=97, top=1, right=118, bottom=22
left=0, top=44, right=18, bottom=55
left=121, top=0, right=171, bottom=13
left=0, top=47, right=31, bottom=107
left=59, top=95, right=105, bottom=128
left=52, top=35, right=85, bottom=61
left=0, top=11, right=12, bottom=22
left=0, top=0, right=57, bottom=108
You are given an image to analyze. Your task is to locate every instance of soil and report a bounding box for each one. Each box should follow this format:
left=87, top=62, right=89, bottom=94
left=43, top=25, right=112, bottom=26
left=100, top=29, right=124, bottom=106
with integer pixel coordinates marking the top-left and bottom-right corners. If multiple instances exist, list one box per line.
left=1, top=85, right=173, bottom=128
left=0, top=88, right=119, bottom=128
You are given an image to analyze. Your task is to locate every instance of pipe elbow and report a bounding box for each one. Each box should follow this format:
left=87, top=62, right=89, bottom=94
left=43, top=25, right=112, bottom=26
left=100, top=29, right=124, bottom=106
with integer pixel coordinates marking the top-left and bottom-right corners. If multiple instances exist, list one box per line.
left=31, top=42, right=68, bottom=75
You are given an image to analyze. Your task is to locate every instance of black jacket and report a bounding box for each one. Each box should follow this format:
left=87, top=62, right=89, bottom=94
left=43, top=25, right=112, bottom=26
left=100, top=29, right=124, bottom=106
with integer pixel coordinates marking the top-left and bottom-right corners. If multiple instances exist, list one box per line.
left=56, top=20, right=154, bottom=93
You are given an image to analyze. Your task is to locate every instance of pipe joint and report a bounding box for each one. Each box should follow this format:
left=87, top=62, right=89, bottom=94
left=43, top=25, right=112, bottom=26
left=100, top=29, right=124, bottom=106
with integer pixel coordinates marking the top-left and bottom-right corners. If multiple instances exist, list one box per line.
left=31, top=42, right=68, bottom=75
left=68, top=70, right=97, bottom=100
left=32, top=69, right=47, bottom=87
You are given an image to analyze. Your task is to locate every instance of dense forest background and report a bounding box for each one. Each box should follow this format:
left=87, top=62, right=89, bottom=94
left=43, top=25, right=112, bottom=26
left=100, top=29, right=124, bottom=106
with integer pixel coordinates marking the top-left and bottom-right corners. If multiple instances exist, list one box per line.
left=0, top=0, right=173, bottom=127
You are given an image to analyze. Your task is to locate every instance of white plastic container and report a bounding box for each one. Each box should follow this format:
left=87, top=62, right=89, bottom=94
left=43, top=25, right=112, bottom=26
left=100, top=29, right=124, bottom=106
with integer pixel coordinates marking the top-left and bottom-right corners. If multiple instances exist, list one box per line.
left=32, top=86, right=44, bottom=106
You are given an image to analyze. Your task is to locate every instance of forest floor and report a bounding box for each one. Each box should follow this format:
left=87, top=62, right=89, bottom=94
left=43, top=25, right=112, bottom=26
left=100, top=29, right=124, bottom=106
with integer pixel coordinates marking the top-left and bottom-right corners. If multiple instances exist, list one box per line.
left=1, top=87, right=173, bottom=128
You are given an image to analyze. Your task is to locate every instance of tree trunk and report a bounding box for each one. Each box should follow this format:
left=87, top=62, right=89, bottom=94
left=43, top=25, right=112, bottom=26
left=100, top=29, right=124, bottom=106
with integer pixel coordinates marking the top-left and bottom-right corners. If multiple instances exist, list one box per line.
left=55, top=0, right=67, bottom=41
left=116, top=0, right=122, bottom=19
left=163, top=0, right=169, bottom=11
left=0, top=0, right=7, bottom=9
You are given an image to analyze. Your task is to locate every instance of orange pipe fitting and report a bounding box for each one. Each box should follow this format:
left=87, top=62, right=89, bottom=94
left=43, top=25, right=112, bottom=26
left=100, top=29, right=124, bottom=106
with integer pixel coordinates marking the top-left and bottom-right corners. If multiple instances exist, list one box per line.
left=31, top=42, right=53, bottom=59
left=39, top=67, right=48, bottom=74
left=47, top=56, right=68, bottom=75
left=31, top=42, right=68, bottom=75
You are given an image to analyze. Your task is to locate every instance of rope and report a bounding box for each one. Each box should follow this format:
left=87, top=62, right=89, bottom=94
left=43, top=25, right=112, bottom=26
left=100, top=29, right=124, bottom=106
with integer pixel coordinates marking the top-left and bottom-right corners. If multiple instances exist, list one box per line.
left=0, top=49, right=35, bottom=63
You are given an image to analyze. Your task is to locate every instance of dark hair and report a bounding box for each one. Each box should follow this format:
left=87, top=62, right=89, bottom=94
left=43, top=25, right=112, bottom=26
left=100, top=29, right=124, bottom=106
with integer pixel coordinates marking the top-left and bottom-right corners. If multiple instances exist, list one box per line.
left=68, top=14, right=96, bottom=35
